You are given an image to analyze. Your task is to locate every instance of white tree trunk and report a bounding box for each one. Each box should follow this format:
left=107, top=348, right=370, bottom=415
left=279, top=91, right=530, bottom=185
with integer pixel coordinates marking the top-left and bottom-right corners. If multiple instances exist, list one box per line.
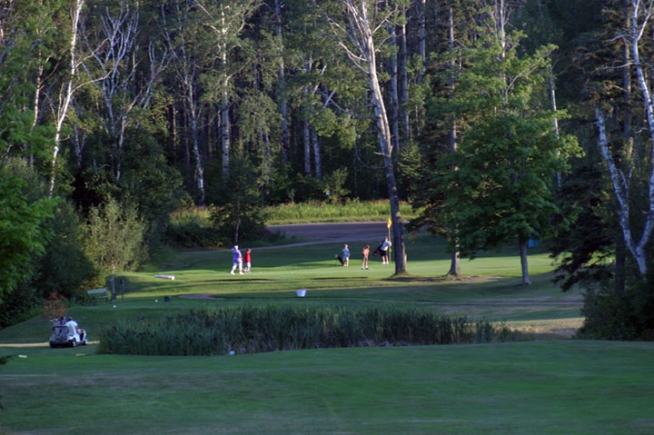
left=50, top=0, right=84, bottom=196
left=275, top=0, right=290, bottom=164
left=333, top=0, right=407, bottom=274
left=418, top=0, right=426, bottom=84
left=596, top=0, right=654, bottom=277
left=312, top=126, right=322, bottom=180
left=596, top=109, right=648, bottom=276
left=447, top=3, right=460, bottom=277
left=303, top=118, right=311, bottom=175
left=221, top=66, right=230, bottom=178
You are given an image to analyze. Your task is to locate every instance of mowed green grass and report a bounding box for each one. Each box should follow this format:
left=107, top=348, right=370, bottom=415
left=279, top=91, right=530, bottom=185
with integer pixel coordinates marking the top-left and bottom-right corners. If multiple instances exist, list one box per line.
left=2, top=235, right=652, bottom=434
left=1, top=342, right=653, bottom=435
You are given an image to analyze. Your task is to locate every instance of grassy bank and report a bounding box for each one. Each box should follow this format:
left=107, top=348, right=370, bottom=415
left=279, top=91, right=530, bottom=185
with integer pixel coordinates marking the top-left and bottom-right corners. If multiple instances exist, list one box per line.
left=264, top=200, right=418, bottom=224
left=170, top=200, right=418, bottom=228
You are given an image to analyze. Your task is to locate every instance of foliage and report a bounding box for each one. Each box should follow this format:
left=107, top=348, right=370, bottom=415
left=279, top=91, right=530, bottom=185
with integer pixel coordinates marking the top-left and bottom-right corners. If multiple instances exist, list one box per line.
left=577, top=273, right=654, bottom=341
left=0, top=282, right=42, bottom=329
left=443, top=112, right=578, bottom=256
left=414, top=30, right=581, bottom=284
left=210, top=157, right=267, bottom=244
left=34, top=201, right=95, bottom=298
left=84, top=197, right=147, bottom=279
left=114, top=131, right=186, bottom=239
left=165, top=207, right=224, bottom=249
left=323, top=167, right=350, bottom=204
left=396, top=143, right=423, bottom=202
left=98, top=305, right=525, bottom=356
left=287, top=173, right=326, bottom=203
left=549, top=157, right=617, bottom=291
left=0, top=170, right=56, bottom=302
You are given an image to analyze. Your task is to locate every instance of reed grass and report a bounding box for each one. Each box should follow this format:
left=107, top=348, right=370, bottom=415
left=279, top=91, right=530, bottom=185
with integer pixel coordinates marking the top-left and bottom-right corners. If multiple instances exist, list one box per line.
left=98, top=305, right=526, bottom=356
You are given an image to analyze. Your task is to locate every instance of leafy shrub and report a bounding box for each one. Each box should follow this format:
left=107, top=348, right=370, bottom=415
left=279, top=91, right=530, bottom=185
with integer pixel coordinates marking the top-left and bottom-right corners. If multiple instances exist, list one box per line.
left=84, top=197, right=147, bottom=277
left=98, top=305, right=526, bottom=356
left=577, top=275, right=654, bottom=340
left=165, top=219, right=224, bottom=249
left=35, top=201, right=94, bottom=298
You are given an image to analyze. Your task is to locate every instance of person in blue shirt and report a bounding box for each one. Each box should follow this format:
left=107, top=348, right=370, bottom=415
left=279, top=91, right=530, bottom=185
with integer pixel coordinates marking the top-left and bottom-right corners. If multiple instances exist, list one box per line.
left=341, top=244, right=350, bottom=266
left=230, top=245, right=243, bottom=275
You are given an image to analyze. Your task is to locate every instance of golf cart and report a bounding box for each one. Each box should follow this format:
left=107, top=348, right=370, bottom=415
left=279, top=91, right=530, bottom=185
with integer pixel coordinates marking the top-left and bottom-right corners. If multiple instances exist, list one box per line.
left=49, top=317, right=88, bottom=348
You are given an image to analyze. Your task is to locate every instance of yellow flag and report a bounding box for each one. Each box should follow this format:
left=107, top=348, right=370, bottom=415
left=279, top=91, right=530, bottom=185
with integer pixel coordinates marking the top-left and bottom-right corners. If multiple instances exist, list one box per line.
left=387, top=217, right=392, bottom=229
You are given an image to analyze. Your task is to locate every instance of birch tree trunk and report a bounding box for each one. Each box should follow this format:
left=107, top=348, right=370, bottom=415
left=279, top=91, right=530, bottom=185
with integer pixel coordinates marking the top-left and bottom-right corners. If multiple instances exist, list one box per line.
left=417, top=0, right=426, bottom=84
left=595, top=0, right=654, bottom=278
left=329, top=0, right=407, bottom=274
left=86, top=2, right=166, bottom=183
left=387, top=24, right=400, bottom=153
left=221, top=45, right=230, bottom=178
left=275, top=0, right=290, bottom=164
left=446, top=3, right=461, bottom=277
left=162, top=1, right=206, bottom=205
left=312, top=126, right=322, bottom=180
left=303, top=117, right=311, bottom=175
left=49, top=0, right=85, bottom=197
left=596, top=109, right=649, bottom=277
left=398, top=14, right=410, bottom=148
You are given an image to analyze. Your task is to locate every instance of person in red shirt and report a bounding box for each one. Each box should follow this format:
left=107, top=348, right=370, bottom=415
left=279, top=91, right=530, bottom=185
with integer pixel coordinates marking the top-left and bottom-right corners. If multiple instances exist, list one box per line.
left=244, top=248, right=252, bottom=273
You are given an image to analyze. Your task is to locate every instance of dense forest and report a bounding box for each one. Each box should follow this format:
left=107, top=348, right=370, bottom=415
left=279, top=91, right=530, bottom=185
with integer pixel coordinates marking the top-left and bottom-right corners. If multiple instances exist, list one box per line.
left=2, top=0, right=654, bottom=338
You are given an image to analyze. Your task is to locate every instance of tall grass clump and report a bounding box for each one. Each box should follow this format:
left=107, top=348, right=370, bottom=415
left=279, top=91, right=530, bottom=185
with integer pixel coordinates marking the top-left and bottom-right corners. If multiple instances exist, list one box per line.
left=98, top=305, right=527, bottom=356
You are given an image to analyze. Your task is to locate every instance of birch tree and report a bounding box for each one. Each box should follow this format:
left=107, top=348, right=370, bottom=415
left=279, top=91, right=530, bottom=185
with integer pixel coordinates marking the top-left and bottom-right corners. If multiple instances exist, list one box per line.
left=48, top=0, right=85, bottom=196
left=84, top=1, right=168, bottom=183
left=193, top=0, right=260, bottom=179
left=326, top=0, right=407, bottom=274
left=161, top=0, right=208, bottom=204
left=594, top=0, right=654, bottom=278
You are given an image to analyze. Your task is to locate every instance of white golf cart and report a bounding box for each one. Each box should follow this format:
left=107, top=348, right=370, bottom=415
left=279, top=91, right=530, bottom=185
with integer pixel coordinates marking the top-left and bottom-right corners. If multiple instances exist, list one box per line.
left=49, top=317, right=89, bottom=348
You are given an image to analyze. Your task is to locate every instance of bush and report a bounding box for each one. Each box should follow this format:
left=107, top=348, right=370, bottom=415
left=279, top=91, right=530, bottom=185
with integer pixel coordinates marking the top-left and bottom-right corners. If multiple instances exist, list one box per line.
left=35, top=201, right=94, bottom=298
left=165, top=219, right=224, bottom=249
left=577, top=274, right=654, bottom=340
left=98, top=305, right=526, bottom=356
left=84, top=197, right=147, bottom=276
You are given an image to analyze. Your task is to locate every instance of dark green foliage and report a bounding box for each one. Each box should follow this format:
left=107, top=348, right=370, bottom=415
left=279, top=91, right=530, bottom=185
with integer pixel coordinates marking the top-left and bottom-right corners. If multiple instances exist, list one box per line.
left=396, top=143, right=423, bottom=202
left=0, top=282, right=41, bottom=329
left=0, top=169, right=57, bottom=300
left=164, top=216, right=224, bottom=249
left=98, top=305, right=525, bottom=356
left=288, top=174, right=325, bottom=203
left=34, top=201, right=95, bottom=299
left=323, top=168, right=350, bottom=204
left=577, top=274, right=654, bottom=341
left=117, top=132, right=186, bottom=237
left=210, top=158, right=267, bottom=244
left=549, top=158, right=616, bottom=291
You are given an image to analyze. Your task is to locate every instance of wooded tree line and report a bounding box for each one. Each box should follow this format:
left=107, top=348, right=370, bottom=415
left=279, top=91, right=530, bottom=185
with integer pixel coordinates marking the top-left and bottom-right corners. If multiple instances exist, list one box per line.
left=2, top=0, right=654, bottom=338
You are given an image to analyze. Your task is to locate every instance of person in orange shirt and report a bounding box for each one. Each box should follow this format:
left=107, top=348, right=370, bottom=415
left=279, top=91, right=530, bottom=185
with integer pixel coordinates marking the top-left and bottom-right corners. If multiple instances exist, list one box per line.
left=361, top=245, right=370, bottom=270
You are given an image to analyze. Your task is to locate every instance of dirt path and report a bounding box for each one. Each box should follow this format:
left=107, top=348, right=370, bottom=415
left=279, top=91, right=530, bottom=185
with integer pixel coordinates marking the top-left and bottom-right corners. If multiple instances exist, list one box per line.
left=268, top=221, right=391, bottom=245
